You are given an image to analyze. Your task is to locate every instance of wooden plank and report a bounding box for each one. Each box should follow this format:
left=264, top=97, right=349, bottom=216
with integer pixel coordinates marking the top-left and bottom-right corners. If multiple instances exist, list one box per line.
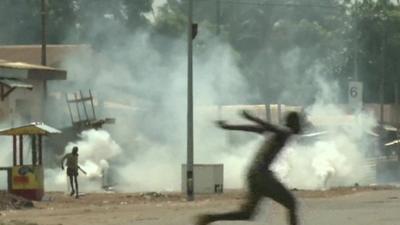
left=66, top=97, right=93, bottom=103
left=89, top=89, right=96, bottom=120
left=66, top=93, right=75, bottom=123
left=74, top=92, right=82, bottom=122
left=80, top=90, right=90, bottom=121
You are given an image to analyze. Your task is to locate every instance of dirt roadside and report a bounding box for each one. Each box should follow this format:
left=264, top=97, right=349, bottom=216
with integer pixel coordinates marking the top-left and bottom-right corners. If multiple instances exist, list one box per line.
left=0, top=186, right=398, bottom=225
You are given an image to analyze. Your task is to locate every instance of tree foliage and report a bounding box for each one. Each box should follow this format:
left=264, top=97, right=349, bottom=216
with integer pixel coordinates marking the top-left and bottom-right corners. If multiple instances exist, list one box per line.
left=0, top=0, right=154, bottom=45
left=1, top=0, right=400, bottom=104
left=161, top=0, right=400, bottom=104
left=0, top=0, right=41, bottom=44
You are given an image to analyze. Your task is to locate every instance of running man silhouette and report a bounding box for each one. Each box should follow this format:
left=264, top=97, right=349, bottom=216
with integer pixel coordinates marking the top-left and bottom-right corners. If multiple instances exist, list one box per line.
left=196, top=110, right=301, bottom=225
left=61, top=146, right=86, bottom=199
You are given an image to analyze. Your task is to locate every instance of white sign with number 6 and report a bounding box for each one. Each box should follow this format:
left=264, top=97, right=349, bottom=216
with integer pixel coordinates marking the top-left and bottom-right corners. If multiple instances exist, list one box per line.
left=348, top=81, right=363, bottom=107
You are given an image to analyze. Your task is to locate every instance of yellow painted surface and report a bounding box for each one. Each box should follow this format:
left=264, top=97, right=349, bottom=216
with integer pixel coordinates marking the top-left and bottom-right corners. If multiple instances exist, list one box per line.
left=11, top=165, right=44, bottom=190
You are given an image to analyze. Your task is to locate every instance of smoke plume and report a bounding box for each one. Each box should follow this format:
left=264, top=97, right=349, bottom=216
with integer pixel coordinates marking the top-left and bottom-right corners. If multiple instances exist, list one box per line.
left=42, top=5, right=379, bottom=193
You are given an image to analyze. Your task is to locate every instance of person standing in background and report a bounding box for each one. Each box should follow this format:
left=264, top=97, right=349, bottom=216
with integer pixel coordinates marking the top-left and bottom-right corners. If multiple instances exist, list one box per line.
left=61, top=146, right=86, bottom=199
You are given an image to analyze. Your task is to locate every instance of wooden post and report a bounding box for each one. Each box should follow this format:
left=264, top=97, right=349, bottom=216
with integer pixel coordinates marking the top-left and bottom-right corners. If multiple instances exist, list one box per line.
left=13, top=135, right=16, bottom=166
left=31, top=135, right=37, bottom=165
left=38, top=135, right=43, bottom=165
left=19, top=135, right=23, bottom=165
left=7, top=167, right=11, bottom=191
left=1, top=85, right=4, bottom=101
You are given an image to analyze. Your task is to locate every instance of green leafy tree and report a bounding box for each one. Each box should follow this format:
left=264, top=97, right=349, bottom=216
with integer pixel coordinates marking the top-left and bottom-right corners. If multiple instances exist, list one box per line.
left=123, top=0, right=154, bottom=30
left=47, top=0, right=77, bottom=43
left=162, top=0, right=400, bottom=104
left=344, top=0, right=400, bottom=103
left=73, top=0, right=154, bottom=48
left=153, top=3, right=186, bottom=38
left=0, top=0, right=41, bottom=44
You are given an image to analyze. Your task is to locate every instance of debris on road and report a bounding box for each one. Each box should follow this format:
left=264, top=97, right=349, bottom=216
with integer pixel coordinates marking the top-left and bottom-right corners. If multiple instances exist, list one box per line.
left=139, top=192, right=168, bottom=200
left=0, top=191, right=34, bottom=210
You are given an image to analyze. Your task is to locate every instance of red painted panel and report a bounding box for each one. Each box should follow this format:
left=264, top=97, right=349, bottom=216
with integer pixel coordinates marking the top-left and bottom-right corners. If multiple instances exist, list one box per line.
left=11, top=189, right=44, bottom=201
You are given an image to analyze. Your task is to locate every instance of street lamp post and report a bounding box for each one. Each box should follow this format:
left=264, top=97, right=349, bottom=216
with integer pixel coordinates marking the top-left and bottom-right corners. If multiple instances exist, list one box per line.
left=186, top=0, right=194, bottom=201
left=216, top=0, right=222, bottom=120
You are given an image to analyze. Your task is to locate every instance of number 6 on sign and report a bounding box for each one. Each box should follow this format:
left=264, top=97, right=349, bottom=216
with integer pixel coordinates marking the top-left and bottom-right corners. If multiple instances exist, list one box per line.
left=350, top=86, right=358, bottom=97
left=348, top=81, right=363, bottom=108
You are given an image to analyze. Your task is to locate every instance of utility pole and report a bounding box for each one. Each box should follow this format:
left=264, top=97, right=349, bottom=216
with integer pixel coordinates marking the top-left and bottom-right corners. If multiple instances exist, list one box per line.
left=379, top=1, right=388, bottom=158
left=395, top=82, right=399, bottom=105
left=349, top=14, right=362, bottom=112
left=216, top=0, right=221, bottom=35
left=380, top=2, right=387, bottom=128
left=395, top=81, right=399, bottom=125
left=380, top=39, right=386, bottom=130
left=354, top=43, right=358, bottom=81
left=41, top=0, right=48, bottom=100
left=186, top=0, right=194, bottom=202
left=41, top=0, right=47, bottom=66
left=395, top=80, right=400, bottom=160
left=216, top=0, right=222, bottom=119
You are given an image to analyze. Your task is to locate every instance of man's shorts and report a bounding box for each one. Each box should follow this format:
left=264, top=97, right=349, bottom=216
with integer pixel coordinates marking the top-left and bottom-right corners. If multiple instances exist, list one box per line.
left=67, top=168, right=78, bottom=177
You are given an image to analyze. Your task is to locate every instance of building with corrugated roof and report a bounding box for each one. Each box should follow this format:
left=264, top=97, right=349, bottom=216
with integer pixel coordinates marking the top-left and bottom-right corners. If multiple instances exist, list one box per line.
left=0, top=45, right=91, bottom=68
left=0, top=45, right=88, bottom=125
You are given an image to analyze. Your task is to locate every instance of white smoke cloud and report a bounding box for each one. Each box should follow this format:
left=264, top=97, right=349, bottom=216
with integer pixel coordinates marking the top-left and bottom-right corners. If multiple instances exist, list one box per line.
left=40, top=6, right=381, bottom=193
left=272, top=76, right=378, bottom=190
left=45, top=129, right=122, bottom=192
left=46, top=34, right=379, bottom=192
left=42, top=26, right=257, bottom=192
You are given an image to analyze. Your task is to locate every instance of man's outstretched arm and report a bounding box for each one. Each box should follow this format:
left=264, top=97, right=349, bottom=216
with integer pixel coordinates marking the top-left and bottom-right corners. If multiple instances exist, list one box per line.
left=241, top=110, right=268, bottom=126
left=216, top=120, right=265, bottom=134
left=241, top=110, right=285, bottom=134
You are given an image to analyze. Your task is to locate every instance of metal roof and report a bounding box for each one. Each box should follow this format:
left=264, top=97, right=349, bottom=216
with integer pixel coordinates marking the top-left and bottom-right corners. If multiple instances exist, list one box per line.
left=0, top=60, right=59, bottom=70
left=0, top=122, right=61, bottom=135
left=0, top=78, right=33, bottom=89
left=0, top=45, right=91, bottom=66
left=0, top=60, right=66, bottom=80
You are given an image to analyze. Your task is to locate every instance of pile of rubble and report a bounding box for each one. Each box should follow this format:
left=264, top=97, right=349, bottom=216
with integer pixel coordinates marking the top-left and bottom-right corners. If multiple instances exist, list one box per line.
left=139, top=192, right=168, bottom=200
left=0, top=191, right=34, bottom=210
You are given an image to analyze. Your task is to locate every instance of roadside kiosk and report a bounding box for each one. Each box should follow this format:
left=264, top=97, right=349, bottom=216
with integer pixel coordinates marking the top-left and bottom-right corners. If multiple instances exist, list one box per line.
left=0, top=122, right=60, bottom=201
